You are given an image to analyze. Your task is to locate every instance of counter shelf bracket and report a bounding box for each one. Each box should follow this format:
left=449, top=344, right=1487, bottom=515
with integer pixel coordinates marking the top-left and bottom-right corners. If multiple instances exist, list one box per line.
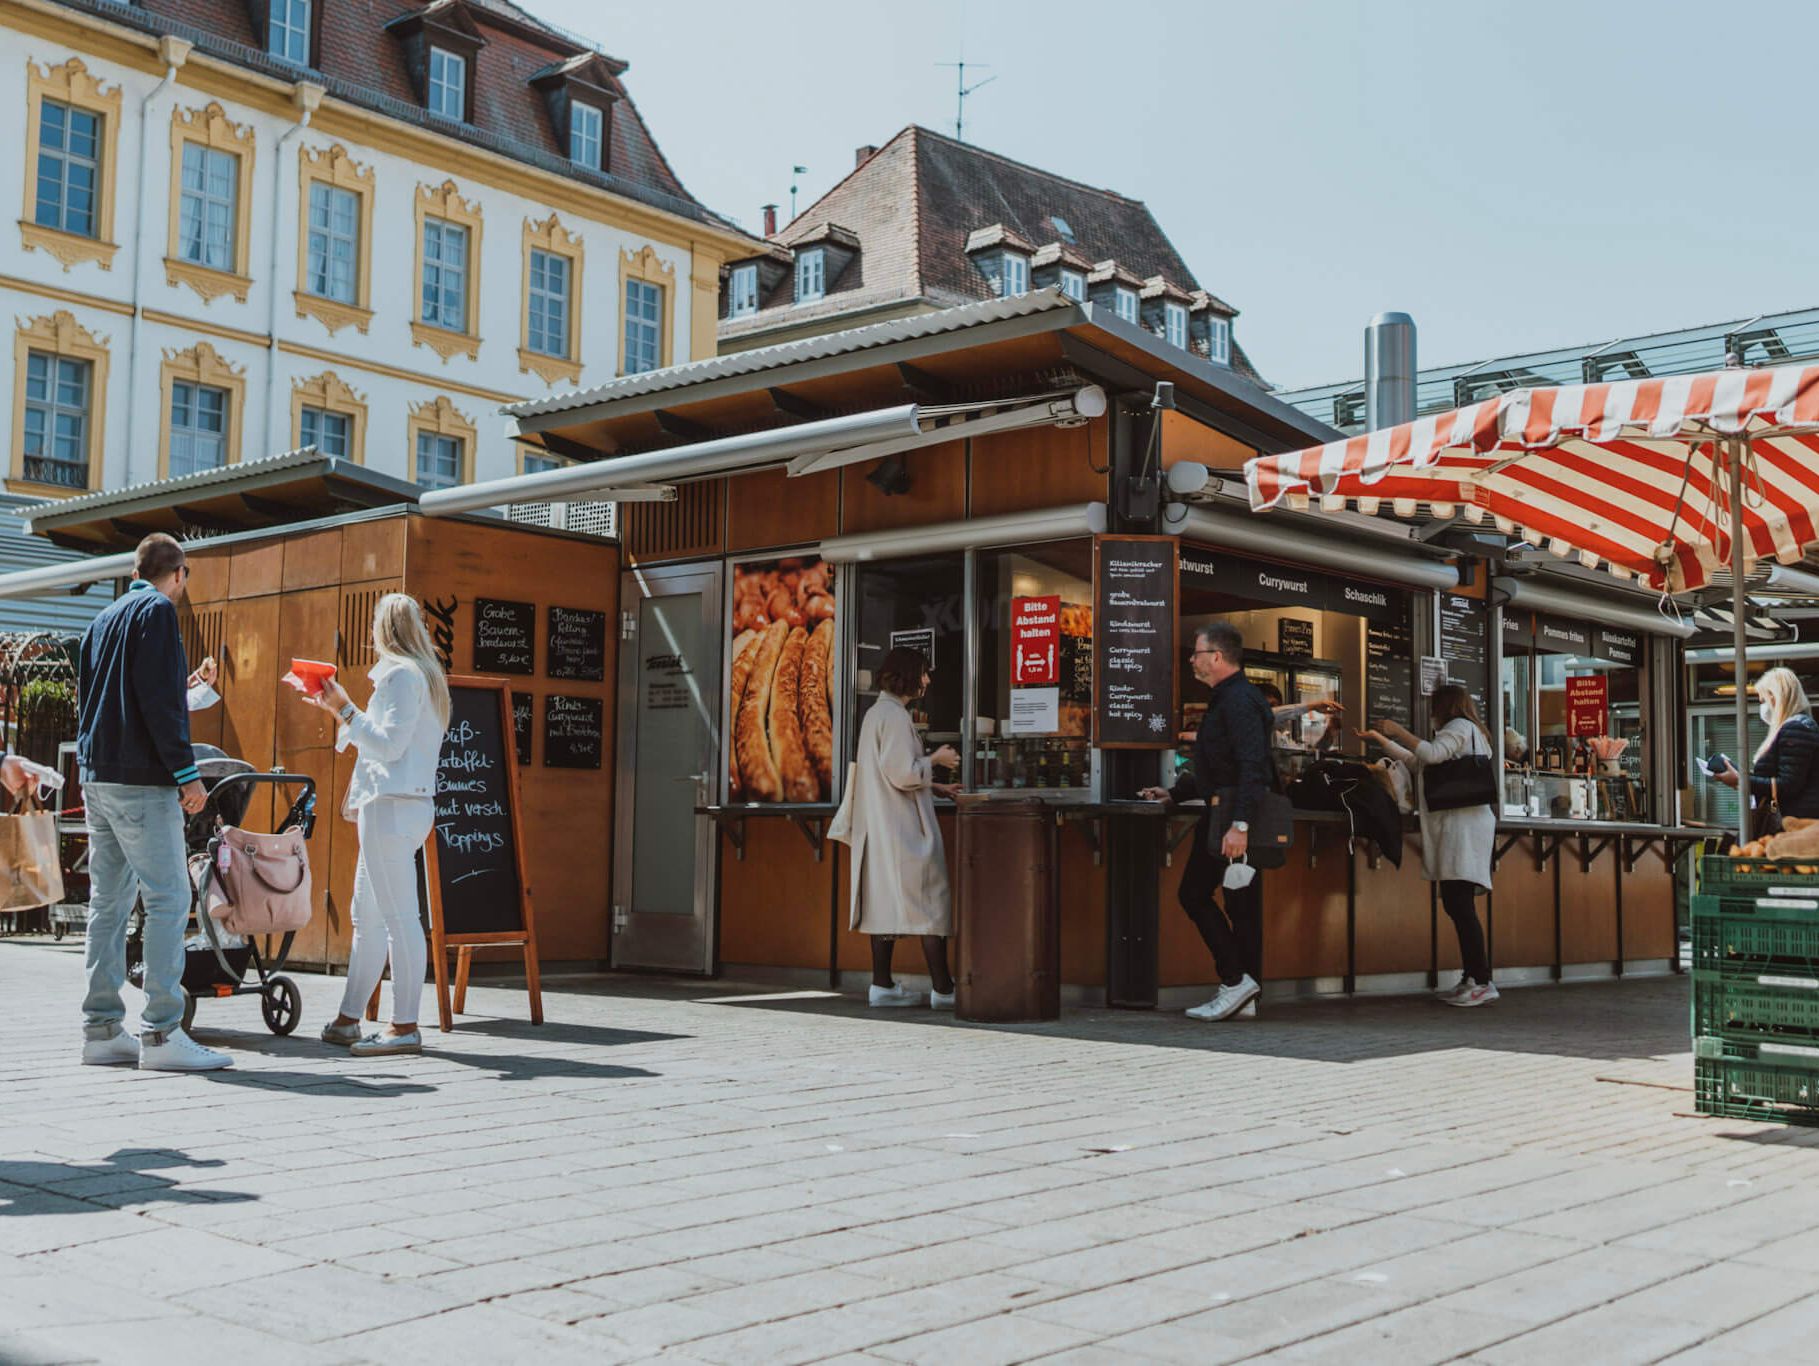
left=1492, top=832, right=1526, bottom=871
left=1164, top=813, right=1199, bottom=867
left=1057, top=811, right=1105, bottom=868
left=1578, top=835, right=1618, bottom=874
left=1533, top=833, right=1570, bottom=874
left=697, top=809, right=747, bottom=862
left=788, top=814, right=827, bottom=862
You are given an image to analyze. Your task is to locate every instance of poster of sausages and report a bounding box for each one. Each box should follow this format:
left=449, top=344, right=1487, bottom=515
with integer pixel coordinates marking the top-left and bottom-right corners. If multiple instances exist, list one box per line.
left=728, top=556, right=836, bottom=804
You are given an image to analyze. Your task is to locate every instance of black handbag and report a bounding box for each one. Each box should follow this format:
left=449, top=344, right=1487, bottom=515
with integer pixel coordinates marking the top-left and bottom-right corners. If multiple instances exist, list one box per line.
left=1206, top=787, right=1295, bottom=869
left=1421, top=725, right=1497, bottom=812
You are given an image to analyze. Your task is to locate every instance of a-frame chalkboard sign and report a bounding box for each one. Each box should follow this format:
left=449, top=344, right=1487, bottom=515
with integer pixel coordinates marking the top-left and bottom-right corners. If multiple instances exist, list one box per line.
left=420, top=676, right=544, bottom=1030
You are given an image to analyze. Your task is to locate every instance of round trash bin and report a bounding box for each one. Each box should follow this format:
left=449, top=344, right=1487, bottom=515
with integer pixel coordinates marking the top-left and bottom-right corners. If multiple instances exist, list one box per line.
left=955, top=795, right=1059, bottom=1023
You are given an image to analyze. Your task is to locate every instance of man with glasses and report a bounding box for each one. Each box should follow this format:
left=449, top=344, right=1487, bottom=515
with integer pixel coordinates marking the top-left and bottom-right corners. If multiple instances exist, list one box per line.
left=1141, top=621, right=1274, bottom=1021
left=76, top=533, right=231, bottom=1071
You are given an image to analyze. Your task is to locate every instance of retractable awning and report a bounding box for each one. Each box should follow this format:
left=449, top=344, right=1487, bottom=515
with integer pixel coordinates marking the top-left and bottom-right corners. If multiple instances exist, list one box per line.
left=421, top=387, right=1107, bottom=517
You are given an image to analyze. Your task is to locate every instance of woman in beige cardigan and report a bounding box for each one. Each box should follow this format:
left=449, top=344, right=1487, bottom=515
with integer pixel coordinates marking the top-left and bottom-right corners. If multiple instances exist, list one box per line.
left=837, top=647, right=960, bottom=1008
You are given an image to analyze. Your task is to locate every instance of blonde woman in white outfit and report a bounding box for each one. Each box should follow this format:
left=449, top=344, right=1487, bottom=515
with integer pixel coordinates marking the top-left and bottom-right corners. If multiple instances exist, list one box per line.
left=296, top=594, right=449, bottom=1056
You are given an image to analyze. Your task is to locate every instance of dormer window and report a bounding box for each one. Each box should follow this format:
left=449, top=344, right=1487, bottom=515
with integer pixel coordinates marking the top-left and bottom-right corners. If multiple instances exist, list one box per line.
left=1000, top=253, right=1029, bottom=297
left=795, top=248, right=825, bottom=304
left=729, top=263, right=758, bottom=318
left=428, top=47, right=467, bottom=121
left=569, top=101, right=603, bottom=169
left=1059, top=270, right=1086, bottom=302
left=268, top=0, right=312, bottom=65
left=1165, top=302, right=1188, bottom=349
left=386, top=4, right=484, bottom=125
left=1208, top=316, right=1231, bottom=366
left=1115, top=287, right=1138, bottom=324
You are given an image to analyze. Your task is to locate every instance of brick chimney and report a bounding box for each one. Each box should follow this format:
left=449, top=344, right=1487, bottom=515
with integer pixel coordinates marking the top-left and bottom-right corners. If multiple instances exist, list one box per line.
left=761, top=203, right=778, bottom=237
left=854, top=144, right=878, bottom=168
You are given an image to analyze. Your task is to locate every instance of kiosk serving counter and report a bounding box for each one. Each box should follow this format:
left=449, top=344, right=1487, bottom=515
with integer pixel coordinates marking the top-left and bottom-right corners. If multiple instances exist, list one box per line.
left=481, top=293, right=1707, bottom=1004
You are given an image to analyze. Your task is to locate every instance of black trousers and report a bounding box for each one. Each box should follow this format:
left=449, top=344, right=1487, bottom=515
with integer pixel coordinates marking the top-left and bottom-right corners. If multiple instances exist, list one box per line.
left=1440, top=879, right=1491, bottom=982
left=1177, top=822, right=1264, bottom=987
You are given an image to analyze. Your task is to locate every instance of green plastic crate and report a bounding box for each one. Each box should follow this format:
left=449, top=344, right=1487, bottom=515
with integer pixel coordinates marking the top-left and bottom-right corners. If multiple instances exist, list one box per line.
left=1695, top=1055, right=1819, bottom=1126
left=1700, top=855, right=1819, bottom=896
left=1693, top=967, right=1819, bottom=1043
left=1690, top=893, right=1819, bottom=973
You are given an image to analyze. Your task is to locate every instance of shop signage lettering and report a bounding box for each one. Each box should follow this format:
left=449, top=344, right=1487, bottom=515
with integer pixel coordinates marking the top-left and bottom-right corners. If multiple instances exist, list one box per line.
left=1537, top=617, right=1592, bottom=653
left=1176, top=546, right=1407, bottom=622
left=1341, top=584, right=1390, bottom=611
left=1092, top=535, right=1178, bottom=750
left=889, top=627, right=935, bottom=671
left=1566, top=675, right=1609, bottom=736
left=1593, top=627, right=1640, bottom=666
left=1366, top=619, right=1415, bottom=734
left=511, top=690, right=532, bottom=765
left=1438, top=593, right=1489, bottom=715
left=1278, top=617, right=1315, bottom=658
left=547, top=607, right=607, bottom=682
left=1012, top=595, right=1060, bottom=686
left=422, top=595, right=458, bottom=674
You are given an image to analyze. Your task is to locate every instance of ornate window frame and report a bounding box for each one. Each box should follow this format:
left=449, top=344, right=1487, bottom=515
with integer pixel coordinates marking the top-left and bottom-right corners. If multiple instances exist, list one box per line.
left=290, top=370, right=368, bottom=464
left=411, top=180, right=484, bottom=362
left=10, top=310, right=109, bottom=496
left=20, top=57, right=123, bottom=271
left=406, top=395, right=477, bottom=487
left=618, top=244, right=674, bottom=375
left=519, top=213, right=583, bottom=387
left=295, top=143, right=376, bottom=335
left=164, top=101, right=257, bottom=304
left=158, top=342, right=245, bottom=479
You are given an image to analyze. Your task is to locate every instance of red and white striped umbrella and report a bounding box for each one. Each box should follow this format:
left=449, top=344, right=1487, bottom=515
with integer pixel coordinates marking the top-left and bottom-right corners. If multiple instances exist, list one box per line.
left=1246, top=362, right=1819, bottom=593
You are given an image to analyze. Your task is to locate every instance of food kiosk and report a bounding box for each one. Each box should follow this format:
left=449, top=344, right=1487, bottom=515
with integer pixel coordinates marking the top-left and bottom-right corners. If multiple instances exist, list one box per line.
left=474, top=293, right=1706, bottom=1004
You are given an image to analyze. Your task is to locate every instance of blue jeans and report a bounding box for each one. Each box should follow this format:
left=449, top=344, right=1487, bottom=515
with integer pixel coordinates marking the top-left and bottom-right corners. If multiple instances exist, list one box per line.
left=83, top=782, right=190, bottom=1036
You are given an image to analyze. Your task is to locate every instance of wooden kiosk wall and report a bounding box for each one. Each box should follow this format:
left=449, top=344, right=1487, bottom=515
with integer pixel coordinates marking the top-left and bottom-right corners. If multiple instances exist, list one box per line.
left=182, top=511, right=620, bottom=970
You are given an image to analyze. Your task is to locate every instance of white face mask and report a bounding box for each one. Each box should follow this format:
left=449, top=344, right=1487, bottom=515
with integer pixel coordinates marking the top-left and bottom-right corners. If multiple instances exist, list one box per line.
left=1761, top=700, right=1776, bottom=726
left=1223, top=859, right=1256, bottom=890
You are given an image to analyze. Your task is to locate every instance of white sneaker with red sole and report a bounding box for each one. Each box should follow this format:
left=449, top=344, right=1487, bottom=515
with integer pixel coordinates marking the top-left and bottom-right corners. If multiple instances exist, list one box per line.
left=1444, top=980, right=1499, bottom=1008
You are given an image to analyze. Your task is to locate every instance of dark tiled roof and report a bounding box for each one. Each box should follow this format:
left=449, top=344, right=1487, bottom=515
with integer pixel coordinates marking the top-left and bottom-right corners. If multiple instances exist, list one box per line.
left=59, top=0, right=733, bottom=230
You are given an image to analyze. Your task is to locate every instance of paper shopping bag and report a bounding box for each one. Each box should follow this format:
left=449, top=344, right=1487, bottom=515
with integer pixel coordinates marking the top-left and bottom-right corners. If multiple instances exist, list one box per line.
left=0, top=792, right=63, bottom=910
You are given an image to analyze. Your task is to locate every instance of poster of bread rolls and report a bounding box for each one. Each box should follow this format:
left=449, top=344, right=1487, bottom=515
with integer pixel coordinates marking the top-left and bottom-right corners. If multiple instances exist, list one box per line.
left=728, top=557, right=836, bottom=803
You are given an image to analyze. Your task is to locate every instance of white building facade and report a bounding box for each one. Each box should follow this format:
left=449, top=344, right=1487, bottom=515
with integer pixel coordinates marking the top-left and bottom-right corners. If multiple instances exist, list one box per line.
left=0, top=0, right=746, bottom=538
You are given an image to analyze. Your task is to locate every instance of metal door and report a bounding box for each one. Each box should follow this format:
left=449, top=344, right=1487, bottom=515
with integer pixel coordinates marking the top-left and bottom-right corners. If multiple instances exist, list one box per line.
left=612, top=562, right=721, bottom=973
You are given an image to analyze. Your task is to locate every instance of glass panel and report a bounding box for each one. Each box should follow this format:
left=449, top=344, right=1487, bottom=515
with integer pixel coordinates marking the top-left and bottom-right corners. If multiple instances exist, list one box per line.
left=270, top=0, right=310, bottom=63
left=976, top=543, right=1096, bottom=792
left=36, top=99, right=99, bottom=237
left=178, top=144, right=237, bottom=270
left=623, top=279, right=660, bottom=373
left=570, top=102, right=602, bottom=167
left=307, top=183, right=358, bottom=302
left=421, top=220, right=467, bottom=330
left=630, top=590, right=709, bottom=915
left=848, top=555, right=965, bottom=781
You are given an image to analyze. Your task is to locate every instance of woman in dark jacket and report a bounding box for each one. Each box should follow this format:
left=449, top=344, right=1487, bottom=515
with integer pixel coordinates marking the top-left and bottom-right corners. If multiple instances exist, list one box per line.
left=1713, top=667, right=1819, bottom=820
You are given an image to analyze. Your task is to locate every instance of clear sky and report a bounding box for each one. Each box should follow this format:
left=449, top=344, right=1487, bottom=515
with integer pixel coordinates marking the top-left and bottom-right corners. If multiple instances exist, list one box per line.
left=537, top=0, right=1817, bottom=392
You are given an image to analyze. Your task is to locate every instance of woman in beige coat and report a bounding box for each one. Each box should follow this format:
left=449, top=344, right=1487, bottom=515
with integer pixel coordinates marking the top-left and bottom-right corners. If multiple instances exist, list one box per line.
left=837, top=647, right=960, bottom=1008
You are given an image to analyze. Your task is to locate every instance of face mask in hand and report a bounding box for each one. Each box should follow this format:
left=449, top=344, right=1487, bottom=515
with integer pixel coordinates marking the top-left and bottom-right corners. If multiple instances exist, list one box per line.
left=1223, top=859, right=1256, bottom=891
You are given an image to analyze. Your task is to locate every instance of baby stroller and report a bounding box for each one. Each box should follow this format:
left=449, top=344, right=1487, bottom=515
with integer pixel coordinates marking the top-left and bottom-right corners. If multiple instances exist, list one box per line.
left=126, top=745, right=317, bottom=1035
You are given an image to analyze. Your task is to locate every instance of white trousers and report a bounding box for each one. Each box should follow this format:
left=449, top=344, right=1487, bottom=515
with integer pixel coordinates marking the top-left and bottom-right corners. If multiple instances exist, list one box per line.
left=338, top=797, right=434, bottom=1025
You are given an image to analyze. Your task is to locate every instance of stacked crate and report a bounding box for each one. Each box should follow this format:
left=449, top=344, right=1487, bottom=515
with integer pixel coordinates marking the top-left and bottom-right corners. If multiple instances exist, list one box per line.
left=1693, top=856, right=1819, bottom=1125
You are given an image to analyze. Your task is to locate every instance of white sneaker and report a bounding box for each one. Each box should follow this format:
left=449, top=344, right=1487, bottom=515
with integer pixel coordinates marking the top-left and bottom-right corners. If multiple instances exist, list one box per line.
left=1186, top=975, right=1260, bottom=1022
left=929, top=988, right=956, bottom=1011
left=1436, top=975, right=1474, bottom=1003
left=1444, top=980, right=1500, bottom=1008
left=138, top=1027, right=232, bottom=1071
left=868, top=983, right=922, bottom=1008
left=80, top=1030, right=140, bottom=1066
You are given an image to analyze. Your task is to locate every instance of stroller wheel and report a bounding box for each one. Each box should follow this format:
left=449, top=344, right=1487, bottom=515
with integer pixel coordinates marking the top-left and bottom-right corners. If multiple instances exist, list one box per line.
left=181, top=988, right=197, bottom=1033
left=262, top=975, right=301, bottom=1036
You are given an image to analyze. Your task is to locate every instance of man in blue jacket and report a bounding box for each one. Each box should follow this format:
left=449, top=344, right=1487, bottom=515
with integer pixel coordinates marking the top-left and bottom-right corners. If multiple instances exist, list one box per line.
left=78, top=533, right=230, bottom=1071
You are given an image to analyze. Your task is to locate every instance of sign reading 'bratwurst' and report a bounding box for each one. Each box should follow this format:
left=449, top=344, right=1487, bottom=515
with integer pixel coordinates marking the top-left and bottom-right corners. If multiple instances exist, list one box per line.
left=1092, top=535, right=1179, bottom=750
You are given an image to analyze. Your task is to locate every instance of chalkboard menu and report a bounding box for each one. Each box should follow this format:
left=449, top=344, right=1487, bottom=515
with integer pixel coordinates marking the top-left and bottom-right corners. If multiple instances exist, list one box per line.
left=547, top=607, right=607, bottom=681
left=1438, top=593, right=1490, bottom=714
left=1093, top=535, right=1178, bottom=749
left=1278, top=617, right=1315, bottom=658
left=473, top=599, right=535, bottom=675
left=511, top=690, right=532, bottom=765
left=427, top=683, right=525, bottom=937
left=1366, top=619, right=1415, bottom=730
left=543, top=693, right=603, bottom=768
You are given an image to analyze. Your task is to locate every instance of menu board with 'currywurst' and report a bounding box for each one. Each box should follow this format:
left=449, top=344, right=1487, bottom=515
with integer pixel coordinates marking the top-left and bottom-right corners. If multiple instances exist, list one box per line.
left=1092, top=535, right=1179, bottom=749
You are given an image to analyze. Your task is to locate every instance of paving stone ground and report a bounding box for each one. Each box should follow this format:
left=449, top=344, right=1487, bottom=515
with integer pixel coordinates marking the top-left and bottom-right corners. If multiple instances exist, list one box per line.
left=5, top=936, right=1819, bottom=1365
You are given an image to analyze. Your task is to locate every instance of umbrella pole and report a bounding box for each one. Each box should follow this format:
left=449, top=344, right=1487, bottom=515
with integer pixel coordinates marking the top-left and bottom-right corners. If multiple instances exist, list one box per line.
left=1730, top=434, right=1751, bottom=846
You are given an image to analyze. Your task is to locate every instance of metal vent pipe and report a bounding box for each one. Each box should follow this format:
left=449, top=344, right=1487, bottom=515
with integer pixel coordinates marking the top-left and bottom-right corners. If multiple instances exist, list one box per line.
left=1364, top=311, right=1416, bottom=430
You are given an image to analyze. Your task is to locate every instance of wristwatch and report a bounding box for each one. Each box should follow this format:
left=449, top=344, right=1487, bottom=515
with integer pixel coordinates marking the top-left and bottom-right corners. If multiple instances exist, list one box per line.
left=1231, top=821, right=1249, bottom=833
left=338, top=702, right=356, bottom=721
